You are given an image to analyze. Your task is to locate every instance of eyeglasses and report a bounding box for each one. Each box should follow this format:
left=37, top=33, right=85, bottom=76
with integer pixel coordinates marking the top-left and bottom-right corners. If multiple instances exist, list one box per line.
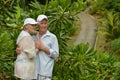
left=31, top=24, right=37, bottom=26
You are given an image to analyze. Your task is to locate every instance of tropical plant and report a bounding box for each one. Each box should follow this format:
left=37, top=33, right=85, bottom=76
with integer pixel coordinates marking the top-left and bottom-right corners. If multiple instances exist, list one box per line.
left=90, top=0, right=120, bottom=53
left=90, top=0, right=120, bottom=14
left=53, top=43, right=120, bottom=80
left=107, top=38, right=120, bottom=55
left=98, top=10, right=120, bottom=42
left=0, top=31, right=15, bottom=79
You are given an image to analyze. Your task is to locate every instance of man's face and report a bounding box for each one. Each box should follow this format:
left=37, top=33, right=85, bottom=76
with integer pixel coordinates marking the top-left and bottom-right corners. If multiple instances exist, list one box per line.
left=38, top=19, right=48, bottom=33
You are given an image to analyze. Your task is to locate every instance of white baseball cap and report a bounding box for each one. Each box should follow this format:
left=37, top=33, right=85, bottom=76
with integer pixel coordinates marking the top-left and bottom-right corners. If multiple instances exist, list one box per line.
left=23, top=18, right=38, bottom=26
left=37, top=14, right=48, bottom=22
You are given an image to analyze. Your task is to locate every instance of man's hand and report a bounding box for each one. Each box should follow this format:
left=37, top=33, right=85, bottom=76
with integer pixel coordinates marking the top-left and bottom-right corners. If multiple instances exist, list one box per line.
left=35, top=40, right=45, bottom=50
left=16, top=46, right=21, bottom=55
left=35, top=40, right=50, bottom=55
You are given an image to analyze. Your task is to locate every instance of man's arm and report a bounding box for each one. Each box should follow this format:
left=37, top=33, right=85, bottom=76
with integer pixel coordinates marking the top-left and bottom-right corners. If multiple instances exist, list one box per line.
left=36, top=36, right=59, bottom=59
left=35, top=40, right=50, bottom=55
left=49, top=36, right=59, bottom=59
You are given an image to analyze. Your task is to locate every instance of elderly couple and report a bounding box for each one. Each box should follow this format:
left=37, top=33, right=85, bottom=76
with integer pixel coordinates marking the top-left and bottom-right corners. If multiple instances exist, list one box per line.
left=14, top=14, right=59, bottom=80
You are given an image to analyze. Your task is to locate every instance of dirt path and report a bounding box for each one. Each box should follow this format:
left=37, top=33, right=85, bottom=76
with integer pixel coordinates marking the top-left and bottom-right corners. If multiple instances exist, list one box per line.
left=74, top=11, right=97, bottom=48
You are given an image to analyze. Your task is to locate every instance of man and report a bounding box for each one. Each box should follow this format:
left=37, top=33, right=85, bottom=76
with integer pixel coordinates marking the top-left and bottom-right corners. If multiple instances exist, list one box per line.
left=35, top=14, right=59, bottom=80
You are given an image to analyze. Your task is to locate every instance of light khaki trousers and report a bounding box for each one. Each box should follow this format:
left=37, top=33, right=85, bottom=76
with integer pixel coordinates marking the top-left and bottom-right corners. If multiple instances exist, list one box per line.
left=37, top=74, right=51, bottom=80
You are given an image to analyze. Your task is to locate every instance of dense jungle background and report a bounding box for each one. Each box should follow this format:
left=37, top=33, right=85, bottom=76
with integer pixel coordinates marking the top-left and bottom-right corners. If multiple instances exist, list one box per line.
left=0, top=0, right=120, bottom=80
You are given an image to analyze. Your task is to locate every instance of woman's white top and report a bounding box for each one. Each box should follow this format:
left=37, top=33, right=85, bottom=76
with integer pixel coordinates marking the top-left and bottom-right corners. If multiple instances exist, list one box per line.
left=14, top=30, right=36, bottom=79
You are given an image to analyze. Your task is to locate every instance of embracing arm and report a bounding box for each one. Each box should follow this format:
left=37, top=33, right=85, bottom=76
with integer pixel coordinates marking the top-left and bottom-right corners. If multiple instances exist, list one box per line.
left=19, top=37, right=36, bottom=59
left=36, top=36, right=59, bottom=59
left=35, top=40, right=50, bottom=55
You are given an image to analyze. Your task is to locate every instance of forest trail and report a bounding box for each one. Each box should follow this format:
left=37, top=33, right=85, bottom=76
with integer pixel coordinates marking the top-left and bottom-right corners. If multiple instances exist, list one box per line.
left=74, top=9, right=97, bottom=48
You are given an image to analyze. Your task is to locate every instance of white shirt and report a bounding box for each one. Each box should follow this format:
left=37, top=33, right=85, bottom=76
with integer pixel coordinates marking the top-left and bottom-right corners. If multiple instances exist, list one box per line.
left=34, top=30, right=59, bottom=77
left=14, top=30, right=36, bottom=79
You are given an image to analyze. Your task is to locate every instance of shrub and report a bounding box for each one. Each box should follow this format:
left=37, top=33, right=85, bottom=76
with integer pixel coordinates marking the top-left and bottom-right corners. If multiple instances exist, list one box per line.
left=53, top=43, right=120, bottom=80
left=107, top=38, right=120, bottom=54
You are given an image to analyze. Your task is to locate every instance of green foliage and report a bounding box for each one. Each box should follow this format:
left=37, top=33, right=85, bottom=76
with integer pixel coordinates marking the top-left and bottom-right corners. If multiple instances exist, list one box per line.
left=53, top=43, right=120, bottom=80
left=28, top=0, right=43, bottom=18
left=107, top=38, right=120, bottom=55
left=0, top=31, right=15, bottom=79
left=111, top=64, right=120, bottom=80
left=90, top=0, right=120, bottom=14
left=1, top=0, right=120, bottom=80
left=98, top=10, right=120, bottom=42
left=90, top=0, right=120, bottom=53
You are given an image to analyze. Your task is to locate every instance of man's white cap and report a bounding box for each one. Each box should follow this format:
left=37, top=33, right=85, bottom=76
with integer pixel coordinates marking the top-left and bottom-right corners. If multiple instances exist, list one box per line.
left=37, top=14, right=48, bottom=22
left=23, top=18, right=38, bottom=26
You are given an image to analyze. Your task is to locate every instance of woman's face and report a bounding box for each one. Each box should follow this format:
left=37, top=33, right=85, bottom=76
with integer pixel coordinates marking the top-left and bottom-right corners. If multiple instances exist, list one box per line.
left=27, top=24, right=37, bottom=35
left=38, top=19, right=48, bottom=33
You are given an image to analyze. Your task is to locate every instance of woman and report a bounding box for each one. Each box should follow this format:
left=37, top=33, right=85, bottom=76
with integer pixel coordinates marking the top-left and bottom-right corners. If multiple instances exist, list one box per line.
left=14, top=18, right=38, bottom=80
